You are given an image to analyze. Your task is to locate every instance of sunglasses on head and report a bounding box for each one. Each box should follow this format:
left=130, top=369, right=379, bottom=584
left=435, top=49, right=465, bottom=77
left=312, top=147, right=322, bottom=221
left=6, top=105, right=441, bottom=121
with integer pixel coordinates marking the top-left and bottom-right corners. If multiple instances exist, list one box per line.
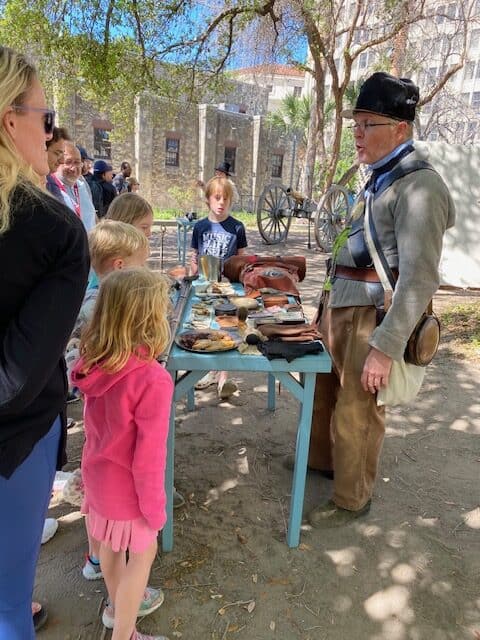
left=11, top=105, right=56, bottom=135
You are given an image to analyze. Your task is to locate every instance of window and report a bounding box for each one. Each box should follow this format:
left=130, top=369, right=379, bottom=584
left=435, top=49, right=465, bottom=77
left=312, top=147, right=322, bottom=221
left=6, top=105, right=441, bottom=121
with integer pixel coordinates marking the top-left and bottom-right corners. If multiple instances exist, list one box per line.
left=165, top=137, right=180, bottom=167
left=266, top=85, right=273, bottom=93
left=472, top=91, right=480, bottom=109
left=436, top=5, right=445, bottom=23
left=271, top=153, right=283, bottom=178
left=224, top=146, right=236, bottom=174
left=471, top=29, right=480, bottom=49
left=466, top=61, right=476, bottom=80
left=467, top=121, right=477, bottom=141
left=359, top=52, right=368, bottom=69
left=293, top=86, right=302, bottom=98
left=446, top=3, right=456, bottom=19
left=93, top=128, right=111, bottom=159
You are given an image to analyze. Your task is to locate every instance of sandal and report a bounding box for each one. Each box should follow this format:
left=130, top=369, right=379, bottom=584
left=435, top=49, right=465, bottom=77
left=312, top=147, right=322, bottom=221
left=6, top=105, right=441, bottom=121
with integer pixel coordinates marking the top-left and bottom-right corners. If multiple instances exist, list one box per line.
left=194, top=371, right=217, bottom=390
left=32, top=602, right=48, bottom=632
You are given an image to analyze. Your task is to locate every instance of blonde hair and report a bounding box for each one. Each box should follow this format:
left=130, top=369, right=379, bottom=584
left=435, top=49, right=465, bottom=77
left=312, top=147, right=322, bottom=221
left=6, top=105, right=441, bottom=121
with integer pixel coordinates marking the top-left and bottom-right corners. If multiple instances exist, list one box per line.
left=205, top=176, right=233, bottom=205
left=80, top=267, right=171, bottom=373
left=88, top=220, right=149, bottom=274
left=0, top=46, right=44, bottom=234
left=106, top=192, right=152, bottom=225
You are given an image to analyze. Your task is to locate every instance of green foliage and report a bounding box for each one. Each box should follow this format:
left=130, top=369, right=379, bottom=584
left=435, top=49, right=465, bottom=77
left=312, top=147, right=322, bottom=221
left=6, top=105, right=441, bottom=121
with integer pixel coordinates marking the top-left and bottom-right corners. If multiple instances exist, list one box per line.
left=267, top=94, right=312, bottom=145
left=166, top=185, right=198, bottom=212
left=333, top=127, right=357, bottom=189
left=153, top=208, right=258, bottom=229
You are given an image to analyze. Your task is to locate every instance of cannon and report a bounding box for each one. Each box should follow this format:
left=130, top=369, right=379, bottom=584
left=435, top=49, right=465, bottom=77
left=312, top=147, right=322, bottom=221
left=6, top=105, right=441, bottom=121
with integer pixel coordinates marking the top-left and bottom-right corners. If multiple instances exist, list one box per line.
left=256, top=182, right=353, bottom=252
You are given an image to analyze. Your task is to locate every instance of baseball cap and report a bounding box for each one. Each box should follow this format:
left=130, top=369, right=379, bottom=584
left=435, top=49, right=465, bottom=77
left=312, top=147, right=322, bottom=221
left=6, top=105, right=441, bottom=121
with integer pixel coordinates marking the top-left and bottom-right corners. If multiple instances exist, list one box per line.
left=77, top=146, right=93, bottom=161
left=93, top=159, right=113, bottom=173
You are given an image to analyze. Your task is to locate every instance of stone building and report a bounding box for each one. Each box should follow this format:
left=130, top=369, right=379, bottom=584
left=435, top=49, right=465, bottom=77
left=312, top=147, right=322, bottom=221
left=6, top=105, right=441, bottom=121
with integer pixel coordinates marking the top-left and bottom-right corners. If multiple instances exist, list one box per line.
left=59, top=73, right=302, bottom=212
left=231, top=63, right=306, bottom=112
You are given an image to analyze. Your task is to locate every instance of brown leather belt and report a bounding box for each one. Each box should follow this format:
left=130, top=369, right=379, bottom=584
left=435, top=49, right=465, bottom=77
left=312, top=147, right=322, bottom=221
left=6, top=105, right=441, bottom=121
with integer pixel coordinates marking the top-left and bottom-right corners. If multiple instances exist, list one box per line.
left=334, top=265, right=398, bottom=283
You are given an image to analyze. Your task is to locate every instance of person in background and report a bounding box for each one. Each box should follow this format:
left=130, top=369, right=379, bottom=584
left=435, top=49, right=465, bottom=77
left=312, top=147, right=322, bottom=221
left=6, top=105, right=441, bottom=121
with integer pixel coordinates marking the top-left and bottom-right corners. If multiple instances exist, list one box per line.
left=45, top=126, right=71, bottom=199
left=304, top=72, right=455, bottom=528
left=78, top=145, right=93, bottom=176
left=197, top=161, right=240, bottom=209
left=91, top=159, right=117, bottom=218
left=0, top=46, right=89, bottom=638
left=78, top=145, right=94, bottom=198
left=112, top=160, right=132, bottom=194
left=190, top=176, right=247, bottom=399
left=126, top=176, right=140, bottom=193
left=54, top=141, right=96, bottom=232
left=72, top=268, right=173, bottom=640
left=106, top=192, right=154, bottom=238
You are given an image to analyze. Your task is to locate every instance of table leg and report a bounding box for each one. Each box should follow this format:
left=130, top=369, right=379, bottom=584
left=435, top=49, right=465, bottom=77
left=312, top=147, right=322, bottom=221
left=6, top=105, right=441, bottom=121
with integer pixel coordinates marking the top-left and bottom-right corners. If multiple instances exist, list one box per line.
left=267, top=373, right=276, bottom=411
left=287, top=372, right=316, bottom=548
left=176, top=224, right=181, bottom=263
left=181, top=227, right=187, bottom=266
left=187, top=387, right=195, bottom=411
left=162, top=396, right=175, bottom=552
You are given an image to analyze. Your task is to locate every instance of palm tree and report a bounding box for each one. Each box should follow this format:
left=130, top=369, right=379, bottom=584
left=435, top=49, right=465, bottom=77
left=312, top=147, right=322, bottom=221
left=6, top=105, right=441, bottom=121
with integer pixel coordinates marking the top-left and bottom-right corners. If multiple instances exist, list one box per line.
left=267, top=94, right=312, bottom=188
left=267, top=94, right=312, bottom=146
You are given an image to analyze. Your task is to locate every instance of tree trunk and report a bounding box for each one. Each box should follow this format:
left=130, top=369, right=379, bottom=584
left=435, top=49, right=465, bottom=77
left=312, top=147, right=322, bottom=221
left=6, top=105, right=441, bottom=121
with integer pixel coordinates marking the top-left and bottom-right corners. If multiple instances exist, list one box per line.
left=300, top=86, right=318, bottom=197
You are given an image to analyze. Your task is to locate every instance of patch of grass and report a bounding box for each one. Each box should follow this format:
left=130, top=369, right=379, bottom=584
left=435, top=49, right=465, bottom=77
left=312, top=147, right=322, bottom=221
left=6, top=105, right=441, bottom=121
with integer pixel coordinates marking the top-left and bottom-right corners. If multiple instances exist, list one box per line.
left=440, top=302, right=480, bottom=359
left=153, top=208, right=258, bottom=229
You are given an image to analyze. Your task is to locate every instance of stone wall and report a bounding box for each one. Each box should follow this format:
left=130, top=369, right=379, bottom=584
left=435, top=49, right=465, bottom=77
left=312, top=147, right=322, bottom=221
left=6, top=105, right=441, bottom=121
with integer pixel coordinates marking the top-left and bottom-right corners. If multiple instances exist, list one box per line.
left=59, top=95, right=134, bottom=173
left=58, top=81, right=300, bottom=213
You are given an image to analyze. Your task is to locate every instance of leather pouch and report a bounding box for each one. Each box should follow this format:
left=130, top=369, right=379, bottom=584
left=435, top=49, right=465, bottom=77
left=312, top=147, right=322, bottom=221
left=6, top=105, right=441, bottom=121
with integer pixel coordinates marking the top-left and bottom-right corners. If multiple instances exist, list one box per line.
left=258, top=322, right=322, bottom=342
left=223, top=255, right=306, bottom=282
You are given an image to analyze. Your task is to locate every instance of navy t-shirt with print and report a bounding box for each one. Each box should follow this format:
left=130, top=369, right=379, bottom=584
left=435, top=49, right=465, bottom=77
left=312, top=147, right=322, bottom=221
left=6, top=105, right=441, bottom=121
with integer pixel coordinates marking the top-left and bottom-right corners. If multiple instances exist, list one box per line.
left=191, top=215, right=248, bottom=260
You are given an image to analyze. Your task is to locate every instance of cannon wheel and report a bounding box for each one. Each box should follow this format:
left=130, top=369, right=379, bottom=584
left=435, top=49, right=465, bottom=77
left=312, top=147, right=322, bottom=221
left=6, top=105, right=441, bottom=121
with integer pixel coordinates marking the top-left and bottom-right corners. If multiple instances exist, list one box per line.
left=314, top=184, right=352, bottom=252
left=256, top=183, right=293, bottom=245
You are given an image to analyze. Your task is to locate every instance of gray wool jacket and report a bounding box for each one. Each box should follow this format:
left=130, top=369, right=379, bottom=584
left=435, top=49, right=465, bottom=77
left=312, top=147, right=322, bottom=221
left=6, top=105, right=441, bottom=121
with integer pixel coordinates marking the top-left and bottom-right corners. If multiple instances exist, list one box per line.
left=329, top=148, right=456, bottom=361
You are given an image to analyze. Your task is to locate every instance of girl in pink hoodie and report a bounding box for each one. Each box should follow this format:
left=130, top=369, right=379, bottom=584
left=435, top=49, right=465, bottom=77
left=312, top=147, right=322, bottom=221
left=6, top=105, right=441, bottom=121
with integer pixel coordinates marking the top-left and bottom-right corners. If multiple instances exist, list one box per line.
left=72, top=267, right=173, bottom=640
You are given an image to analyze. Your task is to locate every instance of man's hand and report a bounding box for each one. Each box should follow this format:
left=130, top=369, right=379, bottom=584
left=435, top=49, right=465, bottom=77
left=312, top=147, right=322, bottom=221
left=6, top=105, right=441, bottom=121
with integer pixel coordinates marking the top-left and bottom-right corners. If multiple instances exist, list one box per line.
left=361, top=347, right=393, bottom=394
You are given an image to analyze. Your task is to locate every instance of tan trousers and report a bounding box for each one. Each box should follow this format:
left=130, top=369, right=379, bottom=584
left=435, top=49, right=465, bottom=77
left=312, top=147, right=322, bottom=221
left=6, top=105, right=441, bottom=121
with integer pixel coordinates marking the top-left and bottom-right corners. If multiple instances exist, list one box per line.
left=309, top=305, right=385, bottom=511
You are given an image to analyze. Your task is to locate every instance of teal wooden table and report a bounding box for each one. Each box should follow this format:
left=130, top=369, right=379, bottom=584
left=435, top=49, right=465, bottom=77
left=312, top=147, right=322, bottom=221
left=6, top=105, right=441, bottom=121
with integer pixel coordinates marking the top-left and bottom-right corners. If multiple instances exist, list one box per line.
left=164, top=284, right=331, bottom=550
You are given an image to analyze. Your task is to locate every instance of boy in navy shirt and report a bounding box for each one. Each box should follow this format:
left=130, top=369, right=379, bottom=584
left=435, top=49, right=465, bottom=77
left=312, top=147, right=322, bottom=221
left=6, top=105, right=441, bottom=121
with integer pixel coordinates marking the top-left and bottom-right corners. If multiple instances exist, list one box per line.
left=190, top=177, right=248, bottom=398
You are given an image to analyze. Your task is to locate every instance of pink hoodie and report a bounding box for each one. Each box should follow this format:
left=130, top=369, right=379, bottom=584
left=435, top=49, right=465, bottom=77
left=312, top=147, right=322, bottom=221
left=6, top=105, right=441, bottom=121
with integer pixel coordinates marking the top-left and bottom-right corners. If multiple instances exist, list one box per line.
left=71, top=354, right=173, bottom=530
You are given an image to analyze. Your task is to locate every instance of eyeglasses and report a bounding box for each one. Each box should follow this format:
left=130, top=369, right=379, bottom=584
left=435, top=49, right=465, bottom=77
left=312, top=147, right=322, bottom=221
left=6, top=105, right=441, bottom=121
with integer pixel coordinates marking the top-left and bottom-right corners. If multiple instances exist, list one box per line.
left=64, top=160, right=82, bottom=167
left=11, top=105, right=56, bottom=135
left=348, top=122, right=397, bottom=133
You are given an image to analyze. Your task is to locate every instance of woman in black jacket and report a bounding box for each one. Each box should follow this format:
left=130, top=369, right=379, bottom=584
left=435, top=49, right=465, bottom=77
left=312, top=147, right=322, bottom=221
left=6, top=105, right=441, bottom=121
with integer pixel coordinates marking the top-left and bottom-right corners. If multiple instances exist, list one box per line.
left=0, top=47, right=90, bottom=637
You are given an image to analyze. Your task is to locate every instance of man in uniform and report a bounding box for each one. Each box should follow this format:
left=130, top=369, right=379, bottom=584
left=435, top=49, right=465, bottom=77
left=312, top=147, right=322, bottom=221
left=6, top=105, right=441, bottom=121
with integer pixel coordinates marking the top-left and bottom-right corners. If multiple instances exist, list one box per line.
left=306, top=72, right=455, bottom=527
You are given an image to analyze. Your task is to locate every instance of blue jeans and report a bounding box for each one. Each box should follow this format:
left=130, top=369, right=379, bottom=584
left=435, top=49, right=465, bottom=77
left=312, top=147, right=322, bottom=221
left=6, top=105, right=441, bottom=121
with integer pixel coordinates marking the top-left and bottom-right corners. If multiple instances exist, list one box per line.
left=0, top=416, right=61, bottom=639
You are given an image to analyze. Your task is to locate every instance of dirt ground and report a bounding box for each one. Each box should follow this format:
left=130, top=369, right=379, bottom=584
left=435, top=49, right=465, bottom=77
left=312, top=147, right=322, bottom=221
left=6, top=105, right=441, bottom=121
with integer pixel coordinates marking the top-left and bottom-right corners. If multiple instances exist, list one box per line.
left=36, top=220, right=480, bottom=640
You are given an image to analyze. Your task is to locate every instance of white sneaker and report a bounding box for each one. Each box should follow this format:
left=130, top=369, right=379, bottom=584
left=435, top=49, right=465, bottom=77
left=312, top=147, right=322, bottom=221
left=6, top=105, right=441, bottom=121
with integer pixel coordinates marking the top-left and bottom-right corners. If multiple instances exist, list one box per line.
left=82, top=555, right=103, bottom=580
left=41, top=518, right=58, bottom=544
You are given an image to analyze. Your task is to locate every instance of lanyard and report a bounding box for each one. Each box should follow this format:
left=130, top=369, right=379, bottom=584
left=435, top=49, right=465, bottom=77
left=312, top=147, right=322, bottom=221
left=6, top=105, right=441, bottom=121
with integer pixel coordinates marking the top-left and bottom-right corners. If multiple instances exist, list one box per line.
left=51, top=174, right=81, bottom=218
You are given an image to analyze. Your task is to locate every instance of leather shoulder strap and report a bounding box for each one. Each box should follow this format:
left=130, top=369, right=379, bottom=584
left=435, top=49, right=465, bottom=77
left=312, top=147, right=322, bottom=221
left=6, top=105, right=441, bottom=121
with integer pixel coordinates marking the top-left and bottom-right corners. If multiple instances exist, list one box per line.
left=374, top=159, right=436, bottom=197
